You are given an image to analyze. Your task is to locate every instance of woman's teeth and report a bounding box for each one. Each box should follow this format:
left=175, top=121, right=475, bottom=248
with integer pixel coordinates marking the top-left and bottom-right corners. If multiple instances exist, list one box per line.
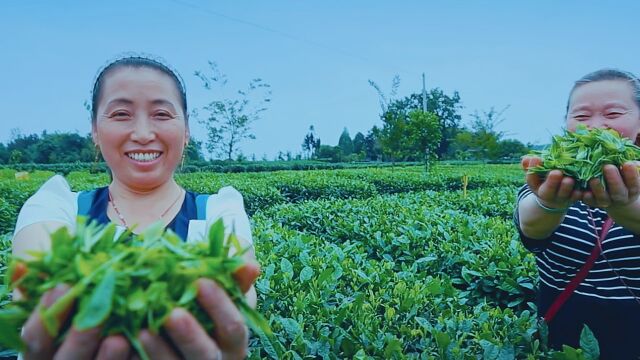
left=127, top=152, right=161, bottom=162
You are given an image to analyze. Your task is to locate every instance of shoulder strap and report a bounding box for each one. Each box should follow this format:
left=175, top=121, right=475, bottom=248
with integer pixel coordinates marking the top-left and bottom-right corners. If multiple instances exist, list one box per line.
left=77, top=190, right=97, bottom=217
left=195, top=194, right=209, bottom=220
left=544, top=217, right=614, bottom=323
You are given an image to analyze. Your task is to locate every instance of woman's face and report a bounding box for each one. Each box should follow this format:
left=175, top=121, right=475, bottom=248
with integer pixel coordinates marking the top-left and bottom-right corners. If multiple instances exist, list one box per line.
left=92, top=67, right=188, bottom=190
left=566, top=79, right=640, bottom=145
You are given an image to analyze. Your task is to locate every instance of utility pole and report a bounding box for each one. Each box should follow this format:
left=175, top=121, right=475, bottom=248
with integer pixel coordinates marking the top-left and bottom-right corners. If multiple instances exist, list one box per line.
left=422, top=73, right=427, bottom=112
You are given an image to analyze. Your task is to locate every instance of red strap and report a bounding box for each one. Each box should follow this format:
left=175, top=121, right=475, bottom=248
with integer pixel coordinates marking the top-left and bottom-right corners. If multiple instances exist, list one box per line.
left=544, top=217, right=614, bottom=323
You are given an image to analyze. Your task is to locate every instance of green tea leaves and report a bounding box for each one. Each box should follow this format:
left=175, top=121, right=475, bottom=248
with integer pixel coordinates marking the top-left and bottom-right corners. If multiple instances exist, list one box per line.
left=74, top=269, right=116, bottom=330
left=0, top=217, right=271, bottom=358
left=208, top=218, right=225, bottom=257
left=529, top=125, right=640, bottom=189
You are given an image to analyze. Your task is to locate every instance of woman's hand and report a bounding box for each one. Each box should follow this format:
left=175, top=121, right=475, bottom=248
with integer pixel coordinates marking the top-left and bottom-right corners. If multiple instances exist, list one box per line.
left=19, top=260, right=259, bottom=360
left=137, top=261, right=261, bottom=360
left=20, top=284, right=131, bottom=360
left=521, top=156, right=582, bottom=209
left=583, top=162, right=640, bottom=209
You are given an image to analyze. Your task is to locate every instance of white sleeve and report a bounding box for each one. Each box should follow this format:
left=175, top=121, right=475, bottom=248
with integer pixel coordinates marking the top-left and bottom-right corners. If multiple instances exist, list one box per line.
left=13, top=175, right=78, bottom=236
left=205, top=186, right=253, bottom=250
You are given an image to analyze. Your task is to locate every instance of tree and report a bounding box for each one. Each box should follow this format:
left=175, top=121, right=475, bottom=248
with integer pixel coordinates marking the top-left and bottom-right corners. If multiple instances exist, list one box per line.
left=316, top=145, right=343, bottom=162
left=194, top=61, right=271, bottom=160
left=0, top=143, right=8, bottom=164
left=302, top=125, right=319, bottom=159
left=7, top=133, right=40, bottom=163
left=368, top=75, right=400, bottom=114
left=184, top=136, right=205, bottom=164
left=384, top=90, right=462, bottom=158
left=448, top=106, right=520, bottom=160
left=353, top=132, right=365, bottom=155
left=495, top=139, right=529, bottom=160
left=379, top=109, right=441, bottom=167
left=364, top=126, right=383, bottom=161
left=9, top=150, right=23, bottom=165
left=468, top=106, right=507, bottom=160
left=406, top=110, right=442, bottom=168
left=369, top=76, right=462, bottom=158
left=338, top=128, right=353, bottom=156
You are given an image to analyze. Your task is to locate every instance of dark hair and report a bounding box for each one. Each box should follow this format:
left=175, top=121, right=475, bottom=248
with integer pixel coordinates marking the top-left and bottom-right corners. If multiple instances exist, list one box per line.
left=566, top=68, right=640, bottom=115
left=91, top=54, right=187, bottom=123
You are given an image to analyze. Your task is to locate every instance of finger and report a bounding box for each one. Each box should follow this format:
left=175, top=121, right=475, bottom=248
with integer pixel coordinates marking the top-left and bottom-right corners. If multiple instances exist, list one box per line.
left=197, top=278, right=248, bottom=356
left=164, top=308, right=221, bottom=360
left=95, top=335, right=131, bottom=360
left=10, top=262, right=28, bottom=298
left=138, top=329, right=181, bottom=360
left=233, top=262, right=260, bottom=294
left=570, top=189, right=583, bottom=203
left=522, top=157, right=544, bottom=192
left=601, top=164, right=629, bottom=204
left=537, top=170, right=564, bottom=201
left=582, top=190, right=596, bottom=208
left=556, top=176, right=576, bottom=201
left=22, top=284, right=73, bottom=360
left=621, top=162, right=640, bottom=200
left=589, top=177, right=611, bottom=207
left=54, top=327, right=102, bottom=360
left=521, top=155, right=542, bottom=171
left=10, top=261, right=27, bottom=284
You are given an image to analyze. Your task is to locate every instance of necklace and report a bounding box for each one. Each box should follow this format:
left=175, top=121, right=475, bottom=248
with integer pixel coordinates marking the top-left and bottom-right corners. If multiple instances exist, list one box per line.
left=108, top=187, right=184, bottom=228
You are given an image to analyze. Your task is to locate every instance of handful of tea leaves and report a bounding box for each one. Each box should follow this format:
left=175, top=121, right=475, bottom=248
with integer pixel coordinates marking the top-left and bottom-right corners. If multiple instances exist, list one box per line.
left=0, top=217, right=271, bottom=359
left=528, top=125, right=640, bottom=189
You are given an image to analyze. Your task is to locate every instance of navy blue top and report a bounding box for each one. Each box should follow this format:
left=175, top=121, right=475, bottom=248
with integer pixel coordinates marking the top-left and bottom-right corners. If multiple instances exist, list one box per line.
left=85, top=187, right=199, bottom=241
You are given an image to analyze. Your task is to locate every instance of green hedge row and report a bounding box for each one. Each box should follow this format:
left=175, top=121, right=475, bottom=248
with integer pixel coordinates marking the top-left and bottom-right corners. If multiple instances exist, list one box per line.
left=0, top=165, right=523, bottom=235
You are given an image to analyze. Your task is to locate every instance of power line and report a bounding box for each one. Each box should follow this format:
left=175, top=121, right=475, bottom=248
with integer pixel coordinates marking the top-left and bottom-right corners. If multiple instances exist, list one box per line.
left=168, top=0, right=385, bottom=68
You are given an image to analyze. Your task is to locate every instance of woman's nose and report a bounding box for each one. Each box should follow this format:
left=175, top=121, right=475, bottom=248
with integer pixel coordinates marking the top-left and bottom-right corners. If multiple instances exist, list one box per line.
left=586, top=114, right=610, bottom=129
left=130, top=117, right=156, bottom=143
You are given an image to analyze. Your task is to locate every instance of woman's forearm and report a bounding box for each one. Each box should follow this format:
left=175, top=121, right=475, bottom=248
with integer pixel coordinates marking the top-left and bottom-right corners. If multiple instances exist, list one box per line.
left=518, top=193, right=567, bottom=240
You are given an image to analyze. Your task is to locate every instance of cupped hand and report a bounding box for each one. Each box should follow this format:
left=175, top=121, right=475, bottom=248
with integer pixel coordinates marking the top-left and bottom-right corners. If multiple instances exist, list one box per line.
left=521, top=155, right=582, bottom=209
left=583, top=161, right=640, bottom=209
left=137, top=261, right=261, bottom=360
left=18, top=259, right=260, bottom=360
left=20, top=284, right=130, bottom=360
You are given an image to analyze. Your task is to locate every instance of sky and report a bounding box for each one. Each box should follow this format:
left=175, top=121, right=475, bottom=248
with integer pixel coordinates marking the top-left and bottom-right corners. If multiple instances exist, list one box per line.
left=1, top=1, right=639, bottom=159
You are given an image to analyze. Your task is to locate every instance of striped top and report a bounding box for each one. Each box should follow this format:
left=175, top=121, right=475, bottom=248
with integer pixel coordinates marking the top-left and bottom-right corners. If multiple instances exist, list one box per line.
left=515, top=185, right=640, bottom=301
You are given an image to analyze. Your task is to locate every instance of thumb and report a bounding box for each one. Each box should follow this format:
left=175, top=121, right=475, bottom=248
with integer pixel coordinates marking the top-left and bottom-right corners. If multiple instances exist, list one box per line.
left=10, top=261, right=27, bottom=284
left=521, top=155, right=542, bottom=171
left=233, top=262, right=260, bottom=294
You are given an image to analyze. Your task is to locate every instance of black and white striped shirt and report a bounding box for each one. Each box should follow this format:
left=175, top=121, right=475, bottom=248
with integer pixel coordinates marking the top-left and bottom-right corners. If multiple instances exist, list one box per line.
left=515, top=185, right=640, bottom=301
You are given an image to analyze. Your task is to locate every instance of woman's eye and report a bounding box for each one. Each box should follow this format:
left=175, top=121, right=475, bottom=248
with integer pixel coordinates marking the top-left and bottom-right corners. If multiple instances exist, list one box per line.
left=605, top=111, right=624, bottom=118
left=154, top=112, right=174, bottom=120
left=573, top=114, right=589, bottom=121
left=109, top=111, right=131, bottom=120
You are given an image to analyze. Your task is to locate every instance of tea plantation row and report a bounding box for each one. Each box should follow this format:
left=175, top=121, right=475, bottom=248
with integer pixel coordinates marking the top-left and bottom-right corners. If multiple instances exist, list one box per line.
left=0, top=166, right=598, bottom=359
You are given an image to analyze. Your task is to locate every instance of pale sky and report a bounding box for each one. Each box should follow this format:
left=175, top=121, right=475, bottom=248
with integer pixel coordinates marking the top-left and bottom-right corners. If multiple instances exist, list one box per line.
left=1, top=1, right=639, bottom=159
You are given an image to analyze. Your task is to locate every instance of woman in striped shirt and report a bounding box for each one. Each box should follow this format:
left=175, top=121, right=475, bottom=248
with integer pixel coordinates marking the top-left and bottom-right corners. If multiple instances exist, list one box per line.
left=516, top=69, right=640, bottom=359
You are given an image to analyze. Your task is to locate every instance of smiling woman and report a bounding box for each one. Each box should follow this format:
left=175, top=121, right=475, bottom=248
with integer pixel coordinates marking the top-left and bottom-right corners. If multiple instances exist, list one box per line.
left=517, top=69, right=640, bottom=359
left=10, top=55, right=260, bottom=360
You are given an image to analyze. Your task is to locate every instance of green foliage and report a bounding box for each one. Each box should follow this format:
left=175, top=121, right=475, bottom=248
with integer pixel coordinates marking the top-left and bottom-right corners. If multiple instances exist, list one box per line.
left=0, top=198, right=16, bottom=236
left=449, top=107, right=528, bottom=161
left=0, top=218, right=270, bottom=359
left=353, top=132, right=366, bottom=155
left=338, top=128, right=354, bottom=156
left=194, top=61, right=272, bottom=160
left=301, top=125, right=321, bottom=159
left=528, top=124, right=640, bottom=189
left=0, top=164, right=604, bottom=358
left=3, top=131, right=95, bottom=165
left=380, top=110, right=442, bottom=164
